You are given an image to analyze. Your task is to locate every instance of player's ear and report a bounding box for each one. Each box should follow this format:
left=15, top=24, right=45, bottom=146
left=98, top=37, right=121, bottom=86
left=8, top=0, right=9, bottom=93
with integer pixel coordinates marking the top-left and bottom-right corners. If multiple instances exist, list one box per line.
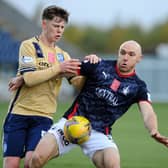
left=137, top=54, right=143, bottom=63
left=42, top=20, right=47, bottom=29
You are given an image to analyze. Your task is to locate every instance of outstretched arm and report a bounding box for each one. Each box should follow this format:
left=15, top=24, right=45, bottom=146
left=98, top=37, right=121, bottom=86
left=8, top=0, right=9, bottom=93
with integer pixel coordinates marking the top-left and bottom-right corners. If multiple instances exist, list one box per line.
left=138, top=101, right=168, bottom=147
left=23, top=59, right=81, bottom=87
left=8, top=59, right=81, bottom=91
left=9, top=54, right=101, bottom=91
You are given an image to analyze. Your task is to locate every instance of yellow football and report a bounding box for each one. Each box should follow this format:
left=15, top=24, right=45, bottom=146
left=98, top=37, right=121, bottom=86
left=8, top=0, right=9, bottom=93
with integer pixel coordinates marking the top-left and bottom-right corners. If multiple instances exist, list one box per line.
left=64, top=116, right=91, bottom=145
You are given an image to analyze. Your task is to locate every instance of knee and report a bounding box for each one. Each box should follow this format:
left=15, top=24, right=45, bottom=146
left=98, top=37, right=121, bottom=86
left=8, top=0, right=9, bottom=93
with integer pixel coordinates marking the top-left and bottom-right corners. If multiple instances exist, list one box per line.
left=3, top=157, right=20, bottom=168
left=93, top=148, right=120, bottom=168
left=104, top=152, right=120, bottom=168
left=106, top=160, right=120, bottom=168
left=29, top=152, right=44, bottom=168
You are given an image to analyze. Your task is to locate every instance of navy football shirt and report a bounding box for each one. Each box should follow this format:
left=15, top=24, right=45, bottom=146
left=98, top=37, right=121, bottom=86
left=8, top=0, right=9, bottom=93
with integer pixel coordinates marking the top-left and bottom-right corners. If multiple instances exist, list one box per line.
left=63, top=60, right=151, bottom=134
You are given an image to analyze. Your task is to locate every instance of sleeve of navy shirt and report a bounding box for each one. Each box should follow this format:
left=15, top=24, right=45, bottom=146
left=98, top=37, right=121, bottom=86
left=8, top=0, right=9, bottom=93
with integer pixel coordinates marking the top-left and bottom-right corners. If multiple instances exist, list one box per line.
left=79, top=60, right=100, bottom=77
left=136, top=79, right=151, bottom=103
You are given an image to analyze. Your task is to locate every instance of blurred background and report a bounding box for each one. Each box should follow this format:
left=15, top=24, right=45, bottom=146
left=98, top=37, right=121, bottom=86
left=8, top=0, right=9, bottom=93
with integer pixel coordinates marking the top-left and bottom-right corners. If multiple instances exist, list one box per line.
left=0, top=1, right=168, bottom=167
left=0, top=0, right=168, bottom=102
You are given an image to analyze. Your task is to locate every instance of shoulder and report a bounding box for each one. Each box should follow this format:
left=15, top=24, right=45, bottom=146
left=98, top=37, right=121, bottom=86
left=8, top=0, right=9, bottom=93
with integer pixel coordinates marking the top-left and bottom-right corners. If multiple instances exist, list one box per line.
left=101, top=59, right=116, bottom=65
left=134, top=74, right=147, bottom=87
left=81, top=59, right=116, bottom=69
left=97, top=59, right=116, bottom=71
left=134, top=74, right=151, bottom=102
left=20, top=37, right=37, bottom=48
left=21, top=37, right=36, bottom=45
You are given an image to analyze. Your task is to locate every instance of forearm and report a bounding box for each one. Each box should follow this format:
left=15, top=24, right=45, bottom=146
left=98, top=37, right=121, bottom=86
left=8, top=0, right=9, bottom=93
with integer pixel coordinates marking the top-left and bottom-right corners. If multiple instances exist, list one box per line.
left=69, top=76, right=86, bottom=91
left=138, top=101, right=158, bottom=136
left=143, top=110, right=158, bottom=136
left=139, top=101, right=168, bottom=147
left=23, top=64, right=61, bottom=87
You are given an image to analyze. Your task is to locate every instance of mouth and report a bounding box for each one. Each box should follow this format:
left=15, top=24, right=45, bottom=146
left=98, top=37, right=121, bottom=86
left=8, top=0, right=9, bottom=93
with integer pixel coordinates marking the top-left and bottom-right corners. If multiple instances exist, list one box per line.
left=55, top=35, right=61, bottom=39
left=119, top=63, right=128, bottom=71
left=121, top=63, right=127, bottom=67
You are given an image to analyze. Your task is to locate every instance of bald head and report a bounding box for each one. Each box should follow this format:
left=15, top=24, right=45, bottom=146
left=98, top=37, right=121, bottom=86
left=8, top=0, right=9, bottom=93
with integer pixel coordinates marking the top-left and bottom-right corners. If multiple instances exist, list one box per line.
left=117, top=40, right=143, bottom=74
left=119, top=40, right=142, bottom=56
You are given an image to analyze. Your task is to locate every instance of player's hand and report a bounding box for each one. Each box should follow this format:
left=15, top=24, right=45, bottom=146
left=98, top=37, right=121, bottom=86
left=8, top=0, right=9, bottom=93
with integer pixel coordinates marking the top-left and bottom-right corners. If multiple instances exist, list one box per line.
left=84, top=54, right=101, bottom=64
left=151, top=132, right=168, bottom=147
left=59, top=59, right=81, bottom=76
left=8, top=76, right=24, bottom=91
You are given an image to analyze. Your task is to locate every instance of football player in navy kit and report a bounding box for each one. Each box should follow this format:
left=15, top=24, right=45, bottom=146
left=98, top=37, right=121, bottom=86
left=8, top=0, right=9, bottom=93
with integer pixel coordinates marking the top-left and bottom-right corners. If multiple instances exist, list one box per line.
left=29, top=40, right=168, bottom=168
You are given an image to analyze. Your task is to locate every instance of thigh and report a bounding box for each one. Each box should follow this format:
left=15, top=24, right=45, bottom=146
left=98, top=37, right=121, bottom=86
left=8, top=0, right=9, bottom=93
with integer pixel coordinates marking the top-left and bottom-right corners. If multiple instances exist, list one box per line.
left=3, top=114, right=27, bottom=157
left=29, top=133, right=59, bottom=168
left=26, top=116, right=53, bottom=152
left=34, top=133, right=59, bottom=160
left=48, top=118, right=77, bottom=155
left=30, top=119, right=77, bottom=167
left=93, top=147, right=120, bottom=168
left=81, top=130, right=118, bottom=159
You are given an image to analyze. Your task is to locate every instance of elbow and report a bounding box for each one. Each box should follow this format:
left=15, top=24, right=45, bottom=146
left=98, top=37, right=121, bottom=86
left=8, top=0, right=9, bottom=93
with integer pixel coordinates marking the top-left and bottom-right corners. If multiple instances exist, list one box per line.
left=71, top=76, right=86, bottom=91
left=23, top=73, right=36, bottom=87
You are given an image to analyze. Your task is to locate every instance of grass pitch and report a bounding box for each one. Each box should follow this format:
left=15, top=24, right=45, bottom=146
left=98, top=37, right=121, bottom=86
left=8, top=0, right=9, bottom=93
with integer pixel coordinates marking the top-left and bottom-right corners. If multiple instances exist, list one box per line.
left=0, top=101, right=168, bottom=168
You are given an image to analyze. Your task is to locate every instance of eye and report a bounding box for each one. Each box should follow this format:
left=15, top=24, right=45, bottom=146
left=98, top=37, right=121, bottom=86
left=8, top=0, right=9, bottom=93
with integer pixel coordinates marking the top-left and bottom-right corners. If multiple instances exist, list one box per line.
left=129, top=52, right=136, bottom=56
left=120, top=49, right=126, bottom=55
left=52, top=24, right=59, bottom=28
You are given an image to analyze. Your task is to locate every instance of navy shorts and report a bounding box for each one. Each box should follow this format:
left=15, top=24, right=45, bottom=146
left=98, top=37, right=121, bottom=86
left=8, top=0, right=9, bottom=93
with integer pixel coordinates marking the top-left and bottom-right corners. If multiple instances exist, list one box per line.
left=3, top=113, right=53, bottom=157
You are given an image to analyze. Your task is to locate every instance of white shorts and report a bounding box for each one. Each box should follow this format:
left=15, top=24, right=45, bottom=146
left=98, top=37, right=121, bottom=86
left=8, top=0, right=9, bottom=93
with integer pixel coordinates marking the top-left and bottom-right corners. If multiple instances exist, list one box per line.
left=48, top=118, right=118, bottom=159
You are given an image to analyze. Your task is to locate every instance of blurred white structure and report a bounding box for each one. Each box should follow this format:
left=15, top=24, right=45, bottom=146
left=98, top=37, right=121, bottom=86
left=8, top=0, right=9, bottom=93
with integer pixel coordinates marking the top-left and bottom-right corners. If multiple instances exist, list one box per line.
left=1, top=57, right=168, bottom=102
left=136, top=57, right=168, bottom=102
left=0, top=0, right=168, bottom=103
left=156, top=43, right=168, bottom=59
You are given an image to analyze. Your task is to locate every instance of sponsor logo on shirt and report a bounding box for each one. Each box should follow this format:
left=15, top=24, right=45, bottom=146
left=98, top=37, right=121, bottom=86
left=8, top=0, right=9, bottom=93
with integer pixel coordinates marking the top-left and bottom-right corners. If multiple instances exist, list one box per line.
left=21, top=56, right=33, bottom=63
left=38, top=62, right=50, bottom=68
left=95, top=87, right=118, bottom=106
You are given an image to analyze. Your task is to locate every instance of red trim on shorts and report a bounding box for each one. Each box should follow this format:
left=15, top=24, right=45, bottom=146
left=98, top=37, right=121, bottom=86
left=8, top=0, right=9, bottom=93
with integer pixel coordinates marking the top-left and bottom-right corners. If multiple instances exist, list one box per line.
left=77, top=69, right=81, bottom=75
left=68, top=103, right=79, bottom=119
left=105, top=127, right=109, bottom=135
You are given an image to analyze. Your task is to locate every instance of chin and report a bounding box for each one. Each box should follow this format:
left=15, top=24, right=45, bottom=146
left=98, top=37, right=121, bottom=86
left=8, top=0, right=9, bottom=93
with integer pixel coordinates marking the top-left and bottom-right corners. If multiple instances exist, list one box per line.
left=119, top=67, right=128, bottom=72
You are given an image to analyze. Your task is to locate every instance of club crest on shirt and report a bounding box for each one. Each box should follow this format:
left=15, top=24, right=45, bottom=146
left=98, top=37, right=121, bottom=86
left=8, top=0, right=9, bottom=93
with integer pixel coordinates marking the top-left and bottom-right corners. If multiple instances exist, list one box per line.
left=122, top=86, right=130, bottom=96
left=56, top=53, right=64, bottom=62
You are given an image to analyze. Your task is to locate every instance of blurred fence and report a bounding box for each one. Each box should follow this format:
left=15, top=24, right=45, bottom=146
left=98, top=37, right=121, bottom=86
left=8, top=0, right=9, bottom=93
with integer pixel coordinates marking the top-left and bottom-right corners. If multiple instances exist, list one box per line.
left=0, top=0, right=167, bottom=103
left=136, top=57, right=168, bottom=102
left=1, top=56, right=168, bottom=102
left=0, top=29, right=168, bottom=102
